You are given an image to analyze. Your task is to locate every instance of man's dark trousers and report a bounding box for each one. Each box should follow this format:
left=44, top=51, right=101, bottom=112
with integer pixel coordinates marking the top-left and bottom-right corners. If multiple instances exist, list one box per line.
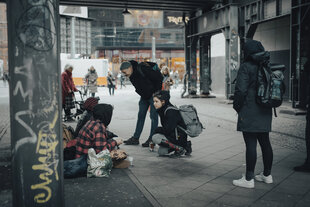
left=133, top=97, right=158, bottom=140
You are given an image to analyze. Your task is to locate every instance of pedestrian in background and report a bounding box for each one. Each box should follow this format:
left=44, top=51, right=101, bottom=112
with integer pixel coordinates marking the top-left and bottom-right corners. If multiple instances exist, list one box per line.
left=152, top=90, right=192, bottom=157
left=162, top=66, right=174, bottom=91
left=120, top=61, right=163, bottom=147
left=62, top=64, right=78, bottom=122
left=233, top=40, right=274, bottom=188
left=294, top=55, right=310, bottom=172
left=119, top=72, right=126, bottom=89
left=74, top=97, right=99, bottom=137
left=84, top=66, right=98, bottom=97
left=172, top=70, right=179, bottom=89
left=2, top=72, right=9, bottom=86
left=107, top=72, right=116, bottom=96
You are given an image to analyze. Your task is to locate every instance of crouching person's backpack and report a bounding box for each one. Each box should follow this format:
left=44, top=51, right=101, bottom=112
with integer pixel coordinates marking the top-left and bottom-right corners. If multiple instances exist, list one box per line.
left=165, top=105, right=204, bottom=137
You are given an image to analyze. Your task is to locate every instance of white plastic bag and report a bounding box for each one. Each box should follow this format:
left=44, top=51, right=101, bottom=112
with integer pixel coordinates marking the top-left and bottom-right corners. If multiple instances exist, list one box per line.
left=87, top=148, right=113, bottom=178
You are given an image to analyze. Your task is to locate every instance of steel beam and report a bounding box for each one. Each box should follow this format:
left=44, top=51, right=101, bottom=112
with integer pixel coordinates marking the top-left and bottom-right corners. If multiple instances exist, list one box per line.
left=194, top=5, right=239, bottom=98
left=60, top=0, right=218, bottom=12
left=199, top=36, right=211, bottom=95
left=7, top=0, right=64, bottom=206
left=188, top=36, right=198, bottom=95
left=182, top=16, right=190, bottom=97
left=290, top=0, right=310, bottom=108
left=223, top=6, right=238, bottom=99
left=196, top=5, right=231, bottom=35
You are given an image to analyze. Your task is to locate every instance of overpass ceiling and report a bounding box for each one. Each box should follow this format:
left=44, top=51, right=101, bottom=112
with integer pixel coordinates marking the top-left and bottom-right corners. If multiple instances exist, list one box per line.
left=60, top=0, right=222, bottom=12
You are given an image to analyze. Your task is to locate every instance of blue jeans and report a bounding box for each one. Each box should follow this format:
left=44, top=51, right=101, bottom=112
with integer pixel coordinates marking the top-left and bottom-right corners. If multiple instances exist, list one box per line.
left=133, top=97, right=158, bottom=140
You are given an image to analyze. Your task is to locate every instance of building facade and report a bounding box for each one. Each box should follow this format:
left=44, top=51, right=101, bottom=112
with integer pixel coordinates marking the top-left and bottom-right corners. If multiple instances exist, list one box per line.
left=60, top=15, right=92, bottom=57
left=89, top=8, right=188, bottom=77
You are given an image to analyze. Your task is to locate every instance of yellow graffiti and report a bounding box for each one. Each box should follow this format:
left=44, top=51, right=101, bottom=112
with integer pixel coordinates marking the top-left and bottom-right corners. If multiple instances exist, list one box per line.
left=31, top=111, right=59, bottom=203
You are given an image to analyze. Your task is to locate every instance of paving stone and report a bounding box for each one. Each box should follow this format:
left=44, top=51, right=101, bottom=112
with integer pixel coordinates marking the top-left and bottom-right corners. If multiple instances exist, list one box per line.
left=212, top=194, right=256, bottom=207
left=260, top=191, right=304, bottom=206
left=198, top=182, right=235, bottom=194
left=157, top=197, right=208, bottom=207
left=251, top=199, right=291, bottom=207
left=226, top=187, right=267, bottom=200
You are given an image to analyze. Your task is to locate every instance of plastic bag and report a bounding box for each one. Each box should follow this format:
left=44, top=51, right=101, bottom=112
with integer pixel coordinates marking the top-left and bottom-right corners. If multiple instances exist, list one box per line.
left=87, top=148, right=113, bottom=178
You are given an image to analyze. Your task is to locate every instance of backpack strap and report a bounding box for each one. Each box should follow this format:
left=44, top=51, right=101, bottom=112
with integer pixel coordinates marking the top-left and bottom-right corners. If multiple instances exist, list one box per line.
left=164, top=106, right=181, bottom=140
left=164, top=106, right=178, bottom=115
left=273, top=107, right=278, bottom=117
left=164, top=106, right=187, bottom=137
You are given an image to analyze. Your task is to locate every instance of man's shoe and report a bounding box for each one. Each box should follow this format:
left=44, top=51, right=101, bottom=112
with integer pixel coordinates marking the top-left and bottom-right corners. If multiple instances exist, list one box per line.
left=255, top=172, right=273, bottom=184
left=124, top=137, right=139, bottom=145
left=233, top=175, right=254, bottom=189
left=142, top=139, right=151, bottom=147
left=185, top=141, right=192, bottom=156
left=294, top=163, right=310, bottom=172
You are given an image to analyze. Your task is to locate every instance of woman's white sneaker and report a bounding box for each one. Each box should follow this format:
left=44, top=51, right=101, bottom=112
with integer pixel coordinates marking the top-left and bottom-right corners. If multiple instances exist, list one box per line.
left=232, top=176, right=254, bottom=188
left=255, top=172, right=273, bottom=184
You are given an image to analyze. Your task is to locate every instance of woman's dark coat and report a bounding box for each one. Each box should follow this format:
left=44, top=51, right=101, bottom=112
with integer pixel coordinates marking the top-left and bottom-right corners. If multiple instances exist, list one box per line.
left=233, top=40, right=272, bottom=132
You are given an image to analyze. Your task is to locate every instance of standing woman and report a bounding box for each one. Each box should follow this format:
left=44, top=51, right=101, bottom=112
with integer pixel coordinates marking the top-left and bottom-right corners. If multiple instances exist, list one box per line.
left=107, top=72, right=116, bottom=96
left=62, top=64, right=78, bottom=121
left=152, top=90, right=192, bottom=157
left=233, top=40, right=273, bottom=188
left=162, top=66, right=174, bottom=91
left=84, top=66, right=98, bottom=97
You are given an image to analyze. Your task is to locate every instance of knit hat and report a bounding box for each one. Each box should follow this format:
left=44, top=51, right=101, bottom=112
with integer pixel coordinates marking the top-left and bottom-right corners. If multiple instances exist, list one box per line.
left=83, top=97, right=98, bottom=112
left=120, top=62, right=132, bottom=70
left=93, top=104, right=113, bottom=127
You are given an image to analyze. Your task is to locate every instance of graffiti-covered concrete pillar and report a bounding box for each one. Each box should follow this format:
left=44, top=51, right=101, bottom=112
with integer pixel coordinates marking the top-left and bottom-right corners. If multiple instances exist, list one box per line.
left=223, top=6, right=239, bottom=99
left=189, top=36, right=198, bottom=95
left=7, top=0, right=64, bottom=206
left=199, top=36, right=211, bottom=95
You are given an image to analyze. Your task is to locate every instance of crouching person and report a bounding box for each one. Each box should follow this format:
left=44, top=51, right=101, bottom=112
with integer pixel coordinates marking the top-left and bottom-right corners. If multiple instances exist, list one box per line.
left=152, top=90, right=192, bottom=157
left=75, top=104, right=123, bottom=158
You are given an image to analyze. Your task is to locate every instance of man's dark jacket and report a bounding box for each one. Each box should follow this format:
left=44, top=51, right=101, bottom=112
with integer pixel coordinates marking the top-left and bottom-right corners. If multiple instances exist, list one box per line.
left=233, top=40, right=272, bottom=132
left=129, top=60, right=163, bottom=100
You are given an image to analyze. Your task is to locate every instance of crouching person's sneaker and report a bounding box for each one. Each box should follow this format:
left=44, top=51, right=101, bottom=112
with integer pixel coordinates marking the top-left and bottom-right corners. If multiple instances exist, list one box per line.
left=185, top=141, right=192, bottom=156
left=233, top=175, right=254, bottom=188
left=169, top=148, right=185, bottom=158
left=124, top=137, right=139, bottom=145
left=255, top=172, right=273, bottom=184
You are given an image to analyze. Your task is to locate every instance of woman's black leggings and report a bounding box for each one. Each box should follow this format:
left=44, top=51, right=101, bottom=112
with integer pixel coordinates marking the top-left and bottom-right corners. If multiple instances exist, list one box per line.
left=243, top=132, right=273, bottom=181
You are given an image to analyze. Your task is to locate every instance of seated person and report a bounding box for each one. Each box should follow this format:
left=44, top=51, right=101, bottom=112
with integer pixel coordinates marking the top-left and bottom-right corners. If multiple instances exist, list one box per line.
left=75, top=104, right=123, bottom=158
left=74, top=97, right=118, bottom=139
left=74, top=97, right=99, bottom=137
left=152, top=90, right=192, bottom=157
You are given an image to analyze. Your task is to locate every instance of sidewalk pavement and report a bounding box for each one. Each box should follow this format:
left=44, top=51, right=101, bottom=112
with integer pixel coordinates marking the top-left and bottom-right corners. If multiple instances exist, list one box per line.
left=1, top=85, right=309, bottom=207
